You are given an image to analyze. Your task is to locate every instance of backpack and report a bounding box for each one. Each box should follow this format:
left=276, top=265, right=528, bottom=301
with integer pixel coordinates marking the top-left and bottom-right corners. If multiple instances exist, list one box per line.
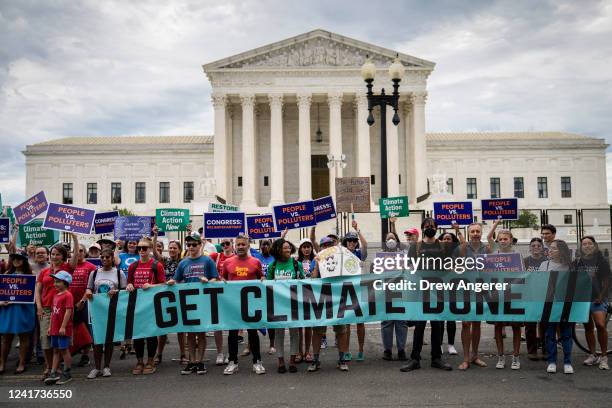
left=127, top=260, right=161, bottom=285
left=91, top=266, right=124, bottom=291
left=269, top=258, right=302, bottom=279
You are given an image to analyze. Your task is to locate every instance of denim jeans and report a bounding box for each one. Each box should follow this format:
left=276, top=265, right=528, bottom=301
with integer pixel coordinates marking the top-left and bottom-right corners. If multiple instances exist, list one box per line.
left=381, top=320, right=408, bottom=352
left=545, top=322, right=573, bottom=365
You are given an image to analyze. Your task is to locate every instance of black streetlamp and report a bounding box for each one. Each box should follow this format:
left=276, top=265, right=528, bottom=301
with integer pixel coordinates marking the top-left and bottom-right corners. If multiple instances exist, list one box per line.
left=361, top=55, right=405, bottom=243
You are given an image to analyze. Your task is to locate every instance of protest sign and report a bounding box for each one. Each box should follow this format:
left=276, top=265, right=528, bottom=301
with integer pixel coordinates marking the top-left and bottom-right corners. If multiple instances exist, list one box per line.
left=43, top=203, right=95, bottom=234
left=316, top=246, right=362, bottom=278
left=0, top=218, right=9, bottom=244
left=208, top=203, right=239, bottom=213
left=86, top=258, right=103, bottom=268
left=272, top=200, right=316, bottom=231
left=90, top=269, right=591, bottom=344
left=246, top=214, right=281, bottom=240
left=6, top=207, right=16, bottom=225
left=114, top=216, right=151, bottom=241
left=433, top=201, right=474, bottom=226
left=379, top=196, right=409, bottom=218
left=313, top=196, right=337, bottom=223
left=0, top=274, right=36, bottom=303
left=481, top=198, right=519, bottom=220
left=94, top=211, right=119, bottom=234
left=149, top=216, right=165, bottom=237
left=18, top=220, right=59, bottom=247
left=482, top=253, right=523, bottom=272
left=156, top=208, right=190, bottom=232
left=203, top=212, right=245, bottom=239
left=13, top=191, right=48, bottom=225
left=335, top=177, right=371, bottom=213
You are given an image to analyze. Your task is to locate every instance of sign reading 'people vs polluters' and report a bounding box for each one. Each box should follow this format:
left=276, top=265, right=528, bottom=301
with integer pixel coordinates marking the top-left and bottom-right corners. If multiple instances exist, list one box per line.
left=433, top=201, right=474, bottom=226
left=379, top=196, right=409, bottom=218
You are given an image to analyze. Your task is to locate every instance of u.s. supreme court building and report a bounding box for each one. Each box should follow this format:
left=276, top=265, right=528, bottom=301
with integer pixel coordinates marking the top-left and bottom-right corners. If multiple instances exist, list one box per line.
left=23, top=30, right=609, bottom=243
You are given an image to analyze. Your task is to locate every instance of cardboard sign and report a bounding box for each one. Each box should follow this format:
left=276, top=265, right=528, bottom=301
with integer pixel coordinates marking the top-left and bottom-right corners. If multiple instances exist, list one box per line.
left=246, top=214, right=281, bottom=240
left=208, top=203, right=239, bottom=213
left=94, top=211, right=119, bottom=234
left=156, top=208, right=190, bottom=232
left=114, top=216, right=151, bottom=241
left=313, top=196, right=337, bottom=223
left=335, top=177, right=371, bottom=213
left=0, top=274, right=36, bottom=303
left=0, top=218, right=9, bottom=244
left=43, top=203, right=95, bottom=234
left=316, top=246, right=362, bottom=278
left=379, top=196, right=409, bottom=219
left=433, top=201, right=473, bottom=226
left=481, top=198, right=519, bottom=221
left=13, top=191, right=48, bottom=225
left=203, top=212, right=246, bottom=239
left=272, top=201, right=316, bottom=231
left=18, top=220, right=59, bottom=247
left=482, top=253, right=523, bottom=272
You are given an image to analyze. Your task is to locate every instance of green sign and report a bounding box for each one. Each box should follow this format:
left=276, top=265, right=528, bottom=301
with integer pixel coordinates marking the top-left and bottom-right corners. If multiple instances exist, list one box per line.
left=18, top=219, right=59, bottom=247
left=155, top=208, right=190, bottom=232
left=379, top=196, right=409, bottom=219
left=7, top=207, right=15, bottom=225
left=208, top=203, right=239, bottom=213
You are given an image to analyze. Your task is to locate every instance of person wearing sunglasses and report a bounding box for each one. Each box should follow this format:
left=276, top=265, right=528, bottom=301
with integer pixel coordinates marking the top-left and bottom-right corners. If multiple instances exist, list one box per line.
left=167, top=232, right=218, bottom=375
left=210, top=238, right=235, bottom=365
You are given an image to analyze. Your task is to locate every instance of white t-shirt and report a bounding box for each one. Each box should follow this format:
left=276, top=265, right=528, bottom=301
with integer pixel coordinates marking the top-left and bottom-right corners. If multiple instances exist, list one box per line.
left=87, top=267, right=127, bottom=294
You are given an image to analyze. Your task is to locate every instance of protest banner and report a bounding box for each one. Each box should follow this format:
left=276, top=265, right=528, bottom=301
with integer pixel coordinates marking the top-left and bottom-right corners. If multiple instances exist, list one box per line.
left=335, top=177, right=371, bottom=213
left=208, top=202, right=240, bottom=213
left=114, top=216, right=151, bottom=241
left=86, top=258, right=102, bottom=268
left=94, top=211, right=119, bottom=234
left=313, top=195, right=337, bottom=223
left=482, top=253, right=523, bottom=272
left=246, top=214, right=281, bottom=240
left=0, top=274, right=36, bottom=303
left=203, top=212, right=245, bottom=238
left=316, top=246, right=362, bottom=278
left=43, top=203, right=95, bottom=234
left=433, top=201, right=474, bottom=226
left=156, top=208, right=190, bottom=232
left=379, top=196, right=409, bottom=218
left=481, top=198, right=519, bottom=220
left=0, top=218, right=9, bottom=244
left=272, top=200, right=316, bottom=230
left=90, top=269, right=592, bottom=344
left=18, top=220, right=59, bottom=247
left=13, top=191, right=48, bottom=225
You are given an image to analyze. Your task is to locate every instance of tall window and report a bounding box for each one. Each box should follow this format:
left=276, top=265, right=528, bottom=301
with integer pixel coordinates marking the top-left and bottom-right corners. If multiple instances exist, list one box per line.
left=62, top=183, right=73, bottom=204
left=159, top=182, right=170, bottom=203
left=514, top=177, right=524, bottom=198
left=466, top=178, right=477, bottom=199
left=183, top=181, right=194, bottom=203
left=447, top=178, right=454, bottom=194
left=490, top=177, right=501, bottom=199
left=537, top=177, right=548, bottom=198
left=561, top=177, right=572, bottom=198
left=111, top=182, right=122, bottom=204
left=87, top=183, right=97, bottom=204
left=135, top=182, right=146, bottom=204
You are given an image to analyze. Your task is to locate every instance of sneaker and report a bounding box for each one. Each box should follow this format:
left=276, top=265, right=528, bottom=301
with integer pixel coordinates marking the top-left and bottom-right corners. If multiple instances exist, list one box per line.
left=598, top=357, right=609, bottom=370
left=196, top=362, right=207, bottom=375
left=511, top=356, right=520, bottom=370
left=344, top=352, right=352, bottom=361
left=547, top=363, right=557, bottom=373
left=496, top=355, right=505, bottom=369
left=87, top=369, right=101, bottom=379
left=224, top=356, right=229, bottom=364
left=241, top=347, right=251, bottom=357
left=268, top=347, right=277, bottom=355
left=77, top=354, right=91, bottom=367
left=56, top=371, right=72, bottom=385
left=564, top=364, right=574, bottom=374
left=102, top=367, right=112, bottom=377
left=181, top=363, right=195, bottom=375
left=584, top=354, right=600, bottom=366
left=356, top=351, right=364, bottom=361
left=320, top=338, right=328, bottom=349
left=252, top=361, right=266, bottom=375
left=448, top=345, right=458, bottom=355
left=307, top=361, right=321, bottom=372
left=224, top=361, right=239, bottom=375
left=44, top=371, right=60, bottom=385
left=215, top=353, right=225, bottom=366
left=337, top=361, right=349, bottom=371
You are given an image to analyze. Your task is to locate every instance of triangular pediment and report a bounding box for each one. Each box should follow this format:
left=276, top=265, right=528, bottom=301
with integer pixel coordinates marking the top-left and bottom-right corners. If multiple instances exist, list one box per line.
left=203, top=29, right=435, bottom=71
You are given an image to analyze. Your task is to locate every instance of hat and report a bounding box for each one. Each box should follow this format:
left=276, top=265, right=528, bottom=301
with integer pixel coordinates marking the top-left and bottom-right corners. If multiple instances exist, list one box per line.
left=404, top=228, right=419, bottom=237
left=97, top=238, right=116, bottom=249
left=319, top=236, right=334, bottom=246
left=50, top=271, right=72, bottom=285
left=298, top=238, right=313, bottom=248
left=185, top=232, right=201, bottom=242
left=9, top=251, right=29, bottom=262
left=88, top=243, right=101, bottom=251
left=344, top=231, right=359, bottom=241
left=326, top=233, right=339, bottom=241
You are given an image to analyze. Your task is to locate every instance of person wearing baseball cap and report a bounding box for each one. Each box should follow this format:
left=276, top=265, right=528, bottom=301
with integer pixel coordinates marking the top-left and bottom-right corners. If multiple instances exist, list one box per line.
left=404, top=228, right=419, bottom=244
left=88, top=243, right=102, bottom=258
left=44, top=271, right=74, bottom=385
left=97, top=238, right=116, bottom=251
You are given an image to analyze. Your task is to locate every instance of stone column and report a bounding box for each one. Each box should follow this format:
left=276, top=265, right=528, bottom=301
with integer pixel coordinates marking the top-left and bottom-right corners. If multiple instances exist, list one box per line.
left=268, top=93, right=284, bottom=206
left=212, top=93, right=229, bottom=201
left=297, top=92, right=312, bottom=201
left=328, top=91, right=343, bottom=198
left=386, top=107, right=400, bottom=197
left=240, top=93, right=257, bottom=209
left=404, top=102, right=415, bottom=205
left=355, top=93, right=371, bottom=179
left=411, top=91, right=428, bottom=201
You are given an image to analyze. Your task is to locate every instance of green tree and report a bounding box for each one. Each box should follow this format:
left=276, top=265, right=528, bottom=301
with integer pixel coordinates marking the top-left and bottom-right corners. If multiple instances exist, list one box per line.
left=112, top=207, right=136, bottom=216
left=510, top=210, right=539, bottom=229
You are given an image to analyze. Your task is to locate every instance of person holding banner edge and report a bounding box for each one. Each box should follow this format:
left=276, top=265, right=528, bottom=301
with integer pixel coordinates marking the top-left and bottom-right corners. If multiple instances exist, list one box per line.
left=210, top=238, right=236, bottom=365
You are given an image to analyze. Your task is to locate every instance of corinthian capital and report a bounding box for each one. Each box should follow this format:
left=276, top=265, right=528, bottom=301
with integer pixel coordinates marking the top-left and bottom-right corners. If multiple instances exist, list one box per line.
left=268, top=93, right=284, bottom=110
left=410, top=91, right=428, bottom=106
left=296, top=92, right=312, bottom=109
left=240, top=93, right=256, bottom=109
left=211, top=93, right=226, bottom=109
left=327, top=91, right=343, bottom=108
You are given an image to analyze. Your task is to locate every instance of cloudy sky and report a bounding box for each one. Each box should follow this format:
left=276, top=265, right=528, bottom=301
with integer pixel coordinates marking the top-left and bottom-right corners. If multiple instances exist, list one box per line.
left=1, top=0, right=611, bottom=206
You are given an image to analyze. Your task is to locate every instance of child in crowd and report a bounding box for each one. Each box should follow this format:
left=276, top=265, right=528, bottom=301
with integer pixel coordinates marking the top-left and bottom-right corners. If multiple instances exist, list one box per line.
left=44, top=271, right=74, bottom=385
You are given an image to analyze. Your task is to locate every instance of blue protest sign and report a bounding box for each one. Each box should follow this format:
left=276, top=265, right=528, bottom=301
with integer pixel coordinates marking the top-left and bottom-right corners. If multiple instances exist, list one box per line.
left=0, top=274, right=36, bottom=303
left=482, top=253, right=523, bottom=272
left=481, top=198, right=519, bottom=220
left=114, top=216, right=151, bottom=241
left=314, top=196, right=337, bottom=223
left=94, top=211, right=119, bottom=234
left=86, top=258, right=102, bottom=268
left=246, top=214, right=281, bottom=240
left=272, top=200, right=316, bottom=230
left=13, top=191, right=48, bottom=225
left=43, top=203, right=95, bottom=234
left=0, top=218, right=9, bottom=244
left=433, top=201, right=473, bottom=226
left=203, top=212, right=245, bottom=239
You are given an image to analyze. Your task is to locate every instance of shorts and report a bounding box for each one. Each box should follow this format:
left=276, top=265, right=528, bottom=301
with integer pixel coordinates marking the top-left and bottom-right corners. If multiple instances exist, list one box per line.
left=39, top=308, right=52, bottom=350
left=313, top=324, right=348, bottom=336
left=591, top=301, right=609, bottom=314
left=50, top=335, right=72, bottom=350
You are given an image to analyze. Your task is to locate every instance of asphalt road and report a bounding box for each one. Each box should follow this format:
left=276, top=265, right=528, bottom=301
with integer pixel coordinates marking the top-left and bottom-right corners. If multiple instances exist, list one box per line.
left=1, top=324, right=611, bottom=407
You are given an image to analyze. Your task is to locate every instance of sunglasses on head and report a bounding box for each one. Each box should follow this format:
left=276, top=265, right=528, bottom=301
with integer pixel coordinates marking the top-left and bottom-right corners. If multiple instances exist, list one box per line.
left=137, top=246, right=149, bottom=251
left=186, top=242, right=199, bottom=248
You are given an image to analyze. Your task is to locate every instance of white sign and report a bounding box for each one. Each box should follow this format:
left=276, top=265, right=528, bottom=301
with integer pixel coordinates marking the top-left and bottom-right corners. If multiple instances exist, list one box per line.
left=208, top=203, right=240, bottom=213
left=316, top=246, right=362, bottom=278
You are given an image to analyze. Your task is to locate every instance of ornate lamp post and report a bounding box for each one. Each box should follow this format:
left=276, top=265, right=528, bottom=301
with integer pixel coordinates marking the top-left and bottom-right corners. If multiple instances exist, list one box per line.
left=361, top=55, right=405, bottom=243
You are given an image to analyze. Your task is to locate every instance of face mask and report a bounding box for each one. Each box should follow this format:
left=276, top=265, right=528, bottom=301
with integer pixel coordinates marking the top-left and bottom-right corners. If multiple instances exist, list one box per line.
left=424, top=228, right=436, bottom=238
left=386, top=239, right=397, bottom=250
